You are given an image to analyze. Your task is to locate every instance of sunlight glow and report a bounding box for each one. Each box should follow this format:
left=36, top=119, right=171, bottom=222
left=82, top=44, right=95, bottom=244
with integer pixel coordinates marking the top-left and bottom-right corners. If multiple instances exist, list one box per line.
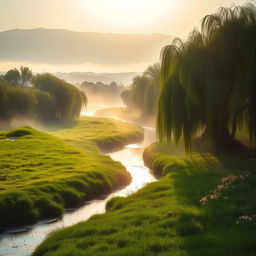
left=81, top=0, right=180, bottom=33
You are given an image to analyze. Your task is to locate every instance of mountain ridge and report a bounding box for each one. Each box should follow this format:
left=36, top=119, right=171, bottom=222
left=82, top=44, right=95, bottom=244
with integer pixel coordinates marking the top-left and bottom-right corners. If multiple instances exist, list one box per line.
left=0, top=28, right=173, bottom=68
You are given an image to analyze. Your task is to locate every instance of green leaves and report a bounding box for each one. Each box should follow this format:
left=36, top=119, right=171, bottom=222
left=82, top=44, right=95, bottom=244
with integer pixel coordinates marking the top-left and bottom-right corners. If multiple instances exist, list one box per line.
left=157, top=3, right=256, bottom=151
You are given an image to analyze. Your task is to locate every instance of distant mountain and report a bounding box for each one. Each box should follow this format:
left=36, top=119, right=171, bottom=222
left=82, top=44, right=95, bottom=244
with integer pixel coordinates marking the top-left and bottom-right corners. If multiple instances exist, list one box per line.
left=0, top=28, right=173, bottom=69
left=55, top=71, right=140, bottom=85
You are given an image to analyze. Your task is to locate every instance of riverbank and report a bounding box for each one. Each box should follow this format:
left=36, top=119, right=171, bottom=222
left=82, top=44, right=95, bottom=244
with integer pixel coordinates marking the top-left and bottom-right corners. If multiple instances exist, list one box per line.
left=0, top=117, right=144, bottom=229
left=49, top=116, right=144, bottom=152
left=95, top=107, right=155, bottom=127
left=33, top=142, right=256, bottom=256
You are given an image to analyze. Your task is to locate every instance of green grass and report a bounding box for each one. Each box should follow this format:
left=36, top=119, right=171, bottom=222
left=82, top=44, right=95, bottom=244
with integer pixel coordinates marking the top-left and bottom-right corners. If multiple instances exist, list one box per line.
left=49, top=116, right=144, bottom=152
left=0, top=117, right=144, bottom=228
left=33, top=142, right=256, bottom=256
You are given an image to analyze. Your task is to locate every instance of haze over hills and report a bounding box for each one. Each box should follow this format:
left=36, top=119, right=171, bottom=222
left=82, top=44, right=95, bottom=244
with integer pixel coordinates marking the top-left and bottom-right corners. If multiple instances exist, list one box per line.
left=0, top=28, right=173, bottom=74
left=55, top=71, right=140, bottom=85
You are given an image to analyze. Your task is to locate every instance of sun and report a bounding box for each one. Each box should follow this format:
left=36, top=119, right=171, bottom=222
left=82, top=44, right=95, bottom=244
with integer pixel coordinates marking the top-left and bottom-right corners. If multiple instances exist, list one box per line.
left=80, top=0, right=178, bottom=33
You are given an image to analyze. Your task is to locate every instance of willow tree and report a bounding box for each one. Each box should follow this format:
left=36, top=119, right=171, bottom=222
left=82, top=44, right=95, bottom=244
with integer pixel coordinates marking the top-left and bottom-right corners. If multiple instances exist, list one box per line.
left=32, top=73, right=87, bottom=120
left=128, top=63, right=161, bottom=117
left=143, top=63, right=161, bottom=115
left=158, top=3, right=256, bottom=151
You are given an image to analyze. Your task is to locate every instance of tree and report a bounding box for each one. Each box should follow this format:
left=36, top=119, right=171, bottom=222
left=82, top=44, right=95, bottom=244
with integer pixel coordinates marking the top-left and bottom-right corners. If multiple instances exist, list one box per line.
left=4, top=69, right=20, bottom=86
left=125, top=63, right=161, bottom=117
left=121, top=89, right=134, bottom=109
left=20, top=66, right=33, bottom=88
left=158, top=3, right=256, bottom=151
left=33, top=89, right=57, bottom=121
left=32, top=73, right=87, bottom=120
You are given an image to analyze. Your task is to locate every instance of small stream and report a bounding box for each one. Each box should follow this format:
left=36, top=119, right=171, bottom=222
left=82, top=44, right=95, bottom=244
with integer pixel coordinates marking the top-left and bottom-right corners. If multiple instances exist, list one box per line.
left=0, top=108, right=156, bottom=256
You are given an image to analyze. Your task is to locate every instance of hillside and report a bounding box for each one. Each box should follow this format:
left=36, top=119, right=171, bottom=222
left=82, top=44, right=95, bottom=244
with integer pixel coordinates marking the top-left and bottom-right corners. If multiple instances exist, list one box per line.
left=0, top=28, right=173, bottom=70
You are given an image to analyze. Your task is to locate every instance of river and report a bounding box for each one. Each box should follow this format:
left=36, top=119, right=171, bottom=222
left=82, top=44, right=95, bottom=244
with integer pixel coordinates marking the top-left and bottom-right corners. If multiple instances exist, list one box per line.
left=0, top=107, right=156, bottom=256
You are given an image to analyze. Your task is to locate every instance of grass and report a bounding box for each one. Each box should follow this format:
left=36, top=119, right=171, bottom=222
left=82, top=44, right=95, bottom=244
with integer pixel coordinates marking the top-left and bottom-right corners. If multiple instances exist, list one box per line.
left=33, top=142, right=256, bottom=256
left=49, top=116, right=144, bottom=152
left=0, top=117, right=144, bottom=228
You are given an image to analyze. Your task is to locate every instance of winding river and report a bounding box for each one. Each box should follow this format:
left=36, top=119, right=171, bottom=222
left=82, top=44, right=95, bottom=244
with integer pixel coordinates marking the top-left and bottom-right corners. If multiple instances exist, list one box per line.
left=0, top=107, right=156, bottom=256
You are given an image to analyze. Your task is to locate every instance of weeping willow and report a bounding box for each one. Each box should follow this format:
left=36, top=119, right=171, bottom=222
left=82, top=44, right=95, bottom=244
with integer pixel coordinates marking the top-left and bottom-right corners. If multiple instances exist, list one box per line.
left=158, top=3, right=256, bottom=151
left=33, top=73, right=87, bottom=120
left=130, top=63, right=161, bottom=116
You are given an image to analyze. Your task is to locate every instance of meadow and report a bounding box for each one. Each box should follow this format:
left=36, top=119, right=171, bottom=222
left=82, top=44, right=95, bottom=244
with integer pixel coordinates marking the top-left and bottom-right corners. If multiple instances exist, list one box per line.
left=33, top=141, right=256, bottom=256
left=49, top=116, right=144, bottom=152
left=0, top=116, right=143, bottom=228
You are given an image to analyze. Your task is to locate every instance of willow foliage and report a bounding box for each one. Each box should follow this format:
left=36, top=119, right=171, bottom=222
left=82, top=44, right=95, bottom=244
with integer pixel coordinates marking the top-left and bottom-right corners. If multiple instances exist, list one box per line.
left=33, top=73, right=87, bottom=120
left=0, top=71, right=87, bottom=126
left=124, top=63, right=161, bottom=117
left=158, top=3, right=256, bottom=151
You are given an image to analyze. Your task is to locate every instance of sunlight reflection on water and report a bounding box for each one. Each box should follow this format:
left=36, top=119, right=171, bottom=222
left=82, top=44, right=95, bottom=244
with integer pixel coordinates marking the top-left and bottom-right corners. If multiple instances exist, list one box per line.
left=0, top=107, right=156, bottom=256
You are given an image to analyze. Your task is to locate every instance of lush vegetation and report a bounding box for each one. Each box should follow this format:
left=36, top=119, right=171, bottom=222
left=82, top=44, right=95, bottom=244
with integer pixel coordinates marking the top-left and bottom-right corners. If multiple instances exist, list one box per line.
left=2, top=66, right=33, bottom=87
left=0, top=69, right=87, bottom=127
left=0, top=117, right=143, bottom=228
left=31, top=4, right=256, bottom=256
left=158, top=3, right=256, bottom=151
left=121, top=63, right=160, bottom=122
left=32, top=139, right=256, bottom=256
left=33, top=73, right=87, bottom=121
left=50, top=116, right=144, bottom=152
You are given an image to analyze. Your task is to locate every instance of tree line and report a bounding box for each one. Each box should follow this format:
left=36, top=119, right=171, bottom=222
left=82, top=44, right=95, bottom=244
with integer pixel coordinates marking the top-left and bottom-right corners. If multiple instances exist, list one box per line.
left=0, top=67, right=87, bottom=126
left=80, top=81, right=124, bottom=96
left=79, top=81, right=125, bottom=106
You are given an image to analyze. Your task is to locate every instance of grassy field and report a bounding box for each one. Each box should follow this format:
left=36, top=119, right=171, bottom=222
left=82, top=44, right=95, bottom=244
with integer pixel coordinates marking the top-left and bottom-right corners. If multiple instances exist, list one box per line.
left=49, top=116, right=144, bottom=152
left=33, top=142, right=256, bottom=256
left=0, top=117, right=144, bottom=228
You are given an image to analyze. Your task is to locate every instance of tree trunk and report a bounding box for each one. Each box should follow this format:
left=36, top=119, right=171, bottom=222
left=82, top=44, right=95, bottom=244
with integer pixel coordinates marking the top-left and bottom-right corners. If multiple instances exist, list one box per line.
left=213, top=124, right=245, bottom=151
left=200, top=124, right=245, bottom=152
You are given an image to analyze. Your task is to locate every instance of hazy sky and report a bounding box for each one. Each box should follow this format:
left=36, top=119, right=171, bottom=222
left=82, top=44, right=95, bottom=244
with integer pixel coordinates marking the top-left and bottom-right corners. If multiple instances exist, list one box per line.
left=0, top=0, right=249, bottom=73
left=0, top=0, right=248, bottom=37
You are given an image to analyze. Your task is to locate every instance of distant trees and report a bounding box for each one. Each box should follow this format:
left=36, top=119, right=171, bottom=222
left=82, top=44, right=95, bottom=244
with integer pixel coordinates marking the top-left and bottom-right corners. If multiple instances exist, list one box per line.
left=80, top=80, right=123, bottom=96
left=120, top=89, right=134, bottom=109
left=33, top=73, right=87, bottom=120
left=0, top=81, right=36, bottom=124
left=0, top=69, right=87, bottom=126
left=4, top=66, right=33, bottom=87
left=122, top=63, right=161, bottom=119
left=4, top=69, right=20, bottom=86
left=20, top=66, right=33, bottom=88
left=158, top=3, right=256, bottom=151
left=79, top=80, right=124, bottom=105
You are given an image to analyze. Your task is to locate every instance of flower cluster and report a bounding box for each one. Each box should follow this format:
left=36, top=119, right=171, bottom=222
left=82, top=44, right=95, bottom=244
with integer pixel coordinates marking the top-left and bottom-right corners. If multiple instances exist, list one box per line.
left=199, top=172, right=250, bottom=205
left=236, top=214, right=256, bottom=224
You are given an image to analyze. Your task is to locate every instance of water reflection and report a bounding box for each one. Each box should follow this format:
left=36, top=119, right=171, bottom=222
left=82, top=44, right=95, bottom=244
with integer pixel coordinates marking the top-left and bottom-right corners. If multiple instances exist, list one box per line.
left=0, top=108, right=156, bottom=256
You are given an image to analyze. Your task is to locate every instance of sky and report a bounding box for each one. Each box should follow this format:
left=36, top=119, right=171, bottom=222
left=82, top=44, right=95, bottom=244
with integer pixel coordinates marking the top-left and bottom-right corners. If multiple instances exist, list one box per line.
left=0, top=0, right=249, bottom=73
left=0, top=0, right=248, bottom=37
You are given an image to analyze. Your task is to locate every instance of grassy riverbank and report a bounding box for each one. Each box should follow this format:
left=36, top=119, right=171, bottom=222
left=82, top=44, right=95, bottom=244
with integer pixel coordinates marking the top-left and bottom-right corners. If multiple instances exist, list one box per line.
left=33, top=142, right=256, bottom=256
left=0, top=117, right=144, bottom=228
left=95, top=107, right=137, bottom=122
left=49, top=116, right=144, bottom=152
left=95, top=107, right=155, bottom=127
